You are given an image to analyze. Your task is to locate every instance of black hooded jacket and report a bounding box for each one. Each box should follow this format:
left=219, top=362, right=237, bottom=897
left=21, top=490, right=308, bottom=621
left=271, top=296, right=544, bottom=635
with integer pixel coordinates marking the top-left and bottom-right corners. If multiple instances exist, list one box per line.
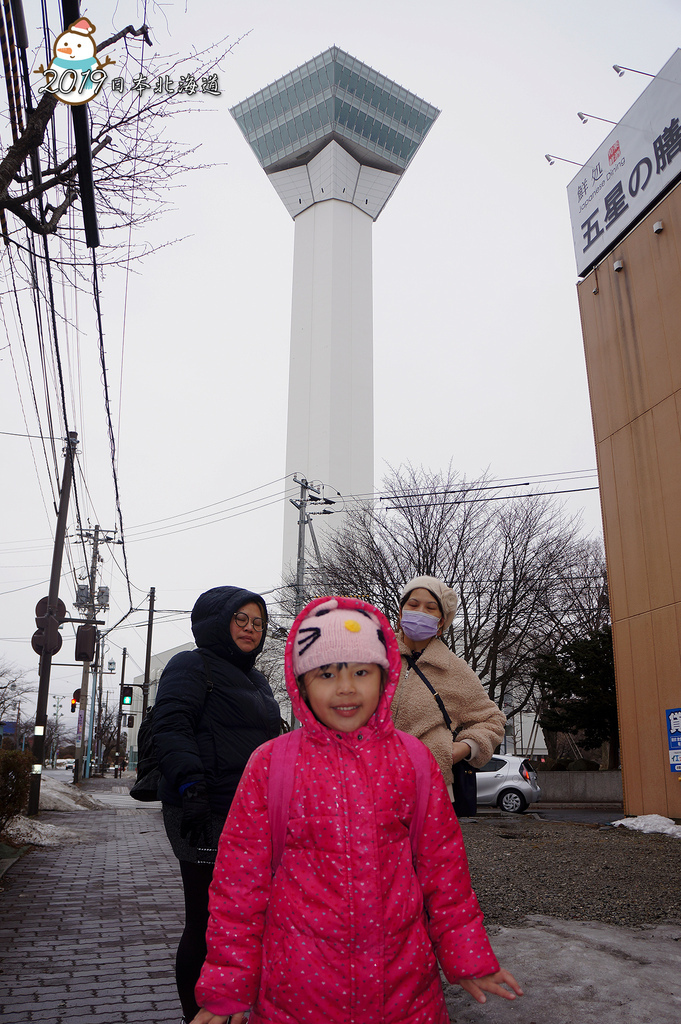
left=151, top=586, right=281, bottom=815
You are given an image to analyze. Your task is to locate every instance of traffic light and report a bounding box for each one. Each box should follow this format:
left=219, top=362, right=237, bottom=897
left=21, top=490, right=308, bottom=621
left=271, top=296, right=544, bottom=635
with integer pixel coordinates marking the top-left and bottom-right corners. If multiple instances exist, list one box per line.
left=127, top=715, right=135, bottom=728
left=121, top=685, right=133, bottom=707
left=32, top=596, right=67, bottom=656
left=71, top=688, right=81, bottom=713
left=74, top=623, right=96, bottom=662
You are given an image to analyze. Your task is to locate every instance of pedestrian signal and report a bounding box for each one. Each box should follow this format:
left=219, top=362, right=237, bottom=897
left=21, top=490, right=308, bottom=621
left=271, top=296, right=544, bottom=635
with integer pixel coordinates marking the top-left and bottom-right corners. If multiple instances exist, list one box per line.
left=121, top=686, right=133, bottom=707
left=71, top=688, right=81, bottom=713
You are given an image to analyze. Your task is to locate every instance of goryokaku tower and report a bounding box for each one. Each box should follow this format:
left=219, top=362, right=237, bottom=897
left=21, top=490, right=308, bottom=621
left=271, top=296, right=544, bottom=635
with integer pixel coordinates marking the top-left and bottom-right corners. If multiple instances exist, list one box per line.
left=230, top=47, right=439, bottom=569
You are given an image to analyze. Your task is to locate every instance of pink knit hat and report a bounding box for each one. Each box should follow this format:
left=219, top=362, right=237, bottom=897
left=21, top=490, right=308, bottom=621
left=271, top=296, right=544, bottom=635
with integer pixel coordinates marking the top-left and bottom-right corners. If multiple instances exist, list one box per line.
left=291, top=597, right=390, bottom=677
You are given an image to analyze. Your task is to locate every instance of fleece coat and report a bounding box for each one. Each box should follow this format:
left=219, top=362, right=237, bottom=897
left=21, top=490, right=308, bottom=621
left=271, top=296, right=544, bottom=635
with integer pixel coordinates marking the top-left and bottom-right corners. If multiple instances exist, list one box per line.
left=392, top=636, right=507, bottom=782
left=195, top=596, right=499, bottom=1024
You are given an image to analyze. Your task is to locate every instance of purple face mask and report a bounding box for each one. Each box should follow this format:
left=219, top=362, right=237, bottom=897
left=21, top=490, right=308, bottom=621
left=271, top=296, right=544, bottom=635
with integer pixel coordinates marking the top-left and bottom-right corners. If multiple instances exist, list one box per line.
left=400, top=610, right=440, bottom=641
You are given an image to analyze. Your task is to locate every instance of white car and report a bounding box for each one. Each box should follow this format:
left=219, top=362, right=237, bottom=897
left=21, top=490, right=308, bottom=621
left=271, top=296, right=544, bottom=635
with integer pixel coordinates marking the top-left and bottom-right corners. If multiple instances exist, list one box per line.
left=476, top=754, right=541, bottom=813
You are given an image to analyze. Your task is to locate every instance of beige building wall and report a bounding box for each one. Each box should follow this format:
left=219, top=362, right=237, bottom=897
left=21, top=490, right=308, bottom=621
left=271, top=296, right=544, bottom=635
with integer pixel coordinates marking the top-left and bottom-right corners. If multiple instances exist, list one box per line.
left=577, top=184, right=681, bottom=819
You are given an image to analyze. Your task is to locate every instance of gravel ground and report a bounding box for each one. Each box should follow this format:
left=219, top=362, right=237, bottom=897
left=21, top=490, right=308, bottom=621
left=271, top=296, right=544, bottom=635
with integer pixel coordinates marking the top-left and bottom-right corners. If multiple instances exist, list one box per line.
left=460, top=814, right=681, bottom=928
left=68, top=776, right=681, bottom=931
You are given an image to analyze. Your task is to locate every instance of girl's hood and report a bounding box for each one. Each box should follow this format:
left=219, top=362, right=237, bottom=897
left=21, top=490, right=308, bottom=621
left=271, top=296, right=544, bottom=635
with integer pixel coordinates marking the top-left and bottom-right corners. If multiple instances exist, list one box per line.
left=284, top=595, right=402, bottom=736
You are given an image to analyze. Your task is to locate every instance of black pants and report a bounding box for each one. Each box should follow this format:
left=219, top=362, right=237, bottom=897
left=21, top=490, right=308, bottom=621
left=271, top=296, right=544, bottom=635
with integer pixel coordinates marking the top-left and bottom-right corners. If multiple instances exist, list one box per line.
left=176, top=860, right=214, bottom=1020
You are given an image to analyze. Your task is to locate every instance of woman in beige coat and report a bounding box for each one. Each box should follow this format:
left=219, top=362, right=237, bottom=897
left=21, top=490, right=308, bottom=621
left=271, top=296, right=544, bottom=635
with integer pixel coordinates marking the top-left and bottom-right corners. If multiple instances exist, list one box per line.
left=391, top=575, right=506, bottom=791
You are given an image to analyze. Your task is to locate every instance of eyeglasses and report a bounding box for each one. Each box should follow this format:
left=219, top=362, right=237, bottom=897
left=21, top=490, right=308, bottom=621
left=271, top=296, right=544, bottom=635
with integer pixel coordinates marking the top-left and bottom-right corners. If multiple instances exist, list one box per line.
left=233, top=611, right=266, bottom=632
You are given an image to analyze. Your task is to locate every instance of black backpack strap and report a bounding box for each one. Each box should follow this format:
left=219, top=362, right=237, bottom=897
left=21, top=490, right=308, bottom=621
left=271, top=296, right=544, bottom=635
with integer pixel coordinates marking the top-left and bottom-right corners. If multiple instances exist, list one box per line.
left=195, top=649, right=214, bottom=693
left=406, top=654, right=459, bottom=738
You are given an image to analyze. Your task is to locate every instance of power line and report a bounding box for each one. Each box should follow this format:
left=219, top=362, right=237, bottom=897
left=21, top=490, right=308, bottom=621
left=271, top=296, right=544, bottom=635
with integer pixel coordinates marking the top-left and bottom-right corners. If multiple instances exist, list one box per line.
left=128, top=474, right=294, bottom=531
left=91, top=250, right=133, bottom=607
left=381, top=486, right=600, bottom=512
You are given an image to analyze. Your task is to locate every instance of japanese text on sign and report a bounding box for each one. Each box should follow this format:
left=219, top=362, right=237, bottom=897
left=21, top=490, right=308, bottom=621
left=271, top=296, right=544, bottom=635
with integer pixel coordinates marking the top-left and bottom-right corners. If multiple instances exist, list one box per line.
left=568, top=49, right=681, bottom=276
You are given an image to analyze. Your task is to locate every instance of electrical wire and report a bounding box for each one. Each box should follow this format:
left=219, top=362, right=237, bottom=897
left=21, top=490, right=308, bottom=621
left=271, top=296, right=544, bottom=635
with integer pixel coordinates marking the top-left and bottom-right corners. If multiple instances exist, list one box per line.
left=90, top=248, right=133, bottom=607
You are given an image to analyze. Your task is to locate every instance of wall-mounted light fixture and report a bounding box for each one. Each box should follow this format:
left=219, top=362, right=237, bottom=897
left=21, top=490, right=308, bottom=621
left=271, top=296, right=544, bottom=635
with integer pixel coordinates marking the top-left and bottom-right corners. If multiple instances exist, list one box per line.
left=545, top=153, right=583, bottom=167
left=577, top=112, right=618, bottom=126
left=613, top=64, right=654, bottom=78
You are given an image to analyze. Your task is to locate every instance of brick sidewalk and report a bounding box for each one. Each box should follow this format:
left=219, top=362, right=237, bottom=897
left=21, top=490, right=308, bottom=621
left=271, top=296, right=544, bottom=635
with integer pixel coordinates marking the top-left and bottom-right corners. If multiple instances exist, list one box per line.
left=0, top=803, right=184, bottom=1024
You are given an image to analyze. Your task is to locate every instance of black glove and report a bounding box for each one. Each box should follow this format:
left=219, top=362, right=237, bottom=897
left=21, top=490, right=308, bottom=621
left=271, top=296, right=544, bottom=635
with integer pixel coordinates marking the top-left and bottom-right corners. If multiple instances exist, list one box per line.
left=179, top=780, right=212, bottom=847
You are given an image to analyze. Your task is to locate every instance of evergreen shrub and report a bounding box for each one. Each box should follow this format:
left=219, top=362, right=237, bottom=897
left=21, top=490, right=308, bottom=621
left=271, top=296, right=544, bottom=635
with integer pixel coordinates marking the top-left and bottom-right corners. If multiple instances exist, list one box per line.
left=0, top=749, right=33, bottom=833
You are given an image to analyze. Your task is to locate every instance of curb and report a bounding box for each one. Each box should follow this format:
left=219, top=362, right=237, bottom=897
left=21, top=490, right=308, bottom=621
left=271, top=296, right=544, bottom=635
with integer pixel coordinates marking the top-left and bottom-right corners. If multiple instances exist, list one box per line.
left=0, top=844, right=30, bottom=880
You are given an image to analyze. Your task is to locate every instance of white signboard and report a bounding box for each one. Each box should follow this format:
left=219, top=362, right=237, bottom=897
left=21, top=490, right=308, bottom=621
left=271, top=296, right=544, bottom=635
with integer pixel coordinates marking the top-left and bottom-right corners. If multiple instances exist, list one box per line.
left=569, top=49, right=681, bottom=277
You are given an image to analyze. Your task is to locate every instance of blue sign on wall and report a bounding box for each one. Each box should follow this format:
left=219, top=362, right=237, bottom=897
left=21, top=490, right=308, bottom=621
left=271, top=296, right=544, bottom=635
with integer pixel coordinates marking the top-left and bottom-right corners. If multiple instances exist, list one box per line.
left=666, top=707, right=681, bottom=773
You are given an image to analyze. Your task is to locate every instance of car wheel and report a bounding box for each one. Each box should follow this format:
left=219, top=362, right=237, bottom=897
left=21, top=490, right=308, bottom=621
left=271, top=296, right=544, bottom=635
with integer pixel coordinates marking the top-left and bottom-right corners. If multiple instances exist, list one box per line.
left=498, top=789, right=527, bottom=813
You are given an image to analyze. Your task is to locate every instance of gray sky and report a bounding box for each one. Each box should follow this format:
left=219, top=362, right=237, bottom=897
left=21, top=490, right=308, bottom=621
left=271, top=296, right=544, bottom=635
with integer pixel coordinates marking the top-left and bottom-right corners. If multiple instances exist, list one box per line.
left=2, top=0, right=680, bottom=712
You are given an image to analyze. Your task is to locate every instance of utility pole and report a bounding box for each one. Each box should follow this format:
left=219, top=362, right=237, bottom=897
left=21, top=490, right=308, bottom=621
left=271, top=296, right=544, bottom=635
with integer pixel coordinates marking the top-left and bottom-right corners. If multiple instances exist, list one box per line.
left=84, top=636, right=100, bottom=779
left=114, top=648, right=127, bottom=777
left=74, top=524, right=98, bottom=782
left=28, top=431, right=78, bottom=816
left=290, top=475, right=321, bottom=616
left=142, top=587, right=155, bottom=718
left=73, top=525, right=115, bottom=781
left=289, top=476, right=327, bottom=728
left=50, top=695, right=63, bottom=767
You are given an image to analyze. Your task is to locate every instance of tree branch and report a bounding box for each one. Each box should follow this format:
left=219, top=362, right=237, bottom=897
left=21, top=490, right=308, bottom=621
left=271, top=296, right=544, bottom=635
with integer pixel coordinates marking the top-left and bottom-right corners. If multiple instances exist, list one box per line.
left=0, top=25, right=148, bottom=198
left=2, top=189, right=78, bottom=234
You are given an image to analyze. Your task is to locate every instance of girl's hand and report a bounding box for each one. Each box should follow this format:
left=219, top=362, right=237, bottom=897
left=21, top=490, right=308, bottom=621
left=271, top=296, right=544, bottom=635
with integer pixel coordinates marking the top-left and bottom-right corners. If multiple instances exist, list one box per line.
left=189, top=1012, right=247, bottom=1024
left=459, top=969, right=523, bottom=1003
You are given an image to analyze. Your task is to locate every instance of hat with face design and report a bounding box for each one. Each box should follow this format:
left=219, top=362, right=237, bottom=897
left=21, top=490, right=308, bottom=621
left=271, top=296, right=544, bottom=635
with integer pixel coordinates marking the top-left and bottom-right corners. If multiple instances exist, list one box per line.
left=291, top=597, right=390, bottom=677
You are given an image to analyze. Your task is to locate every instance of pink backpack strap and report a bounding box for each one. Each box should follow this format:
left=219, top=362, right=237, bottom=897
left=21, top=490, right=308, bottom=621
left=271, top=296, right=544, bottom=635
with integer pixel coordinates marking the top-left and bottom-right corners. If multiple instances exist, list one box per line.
left=269, top=730, right=430, bottom=874
left=268, top=730, right=302, bottom=874
left=396, top=730, right=431, bottom=854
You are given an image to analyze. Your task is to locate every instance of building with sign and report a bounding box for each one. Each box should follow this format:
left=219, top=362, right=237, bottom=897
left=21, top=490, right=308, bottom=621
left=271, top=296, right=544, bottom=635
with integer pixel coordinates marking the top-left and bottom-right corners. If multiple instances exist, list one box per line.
left=230, top=48, right=439, bottom=567
left=570, top=49, right=681, bottom=819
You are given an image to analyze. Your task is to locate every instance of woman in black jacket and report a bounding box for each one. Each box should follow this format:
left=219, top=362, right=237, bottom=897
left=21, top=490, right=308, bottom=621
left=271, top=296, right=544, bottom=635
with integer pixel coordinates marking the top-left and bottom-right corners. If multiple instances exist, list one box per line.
left=151, top=585, right=281, bottom=1022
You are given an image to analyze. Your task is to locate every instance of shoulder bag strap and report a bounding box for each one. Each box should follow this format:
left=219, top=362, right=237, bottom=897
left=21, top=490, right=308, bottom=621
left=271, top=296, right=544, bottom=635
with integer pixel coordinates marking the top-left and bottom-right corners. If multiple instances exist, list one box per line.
left=405, top=654, right=458, bottom=738
left=268, top=730, right=302, bottom=874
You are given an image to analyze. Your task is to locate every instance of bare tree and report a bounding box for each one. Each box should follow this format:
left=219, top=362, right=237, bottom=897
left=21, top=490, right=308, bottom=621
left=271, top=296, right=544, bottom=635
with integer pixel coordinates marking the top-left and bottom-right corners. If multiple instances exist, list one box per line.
left=1, top=16, right=243, bottom=270
left=294, top=465, right=604, bottom=719
left=0, top=660, right=34, bottom=743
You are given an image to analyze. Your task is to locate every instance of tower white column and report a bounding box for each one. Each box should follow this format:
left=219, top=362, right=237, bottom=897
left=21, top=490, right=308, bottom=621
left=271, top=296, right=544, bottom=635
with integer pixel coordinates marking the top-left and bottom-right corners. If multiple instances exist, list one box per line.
left=283, top=197, right=374, bottom=568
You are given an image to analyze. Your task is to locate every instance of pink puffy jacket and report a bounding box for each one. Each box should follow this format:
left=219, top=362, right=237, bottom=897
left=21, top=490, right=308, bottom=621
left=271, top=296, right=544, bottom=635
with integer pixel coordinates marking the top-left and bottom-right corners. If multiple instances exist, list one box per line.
left=195, top=596, right=499, bottom=1023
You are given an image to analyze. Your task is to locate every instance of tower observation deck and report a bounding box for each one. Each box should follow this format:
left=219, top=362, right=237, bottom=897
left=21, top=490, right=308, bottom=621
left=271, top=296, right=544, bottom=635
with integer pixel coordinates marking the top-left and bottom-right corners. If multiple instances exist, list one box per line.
left=231, top=47, right=439, bottom=575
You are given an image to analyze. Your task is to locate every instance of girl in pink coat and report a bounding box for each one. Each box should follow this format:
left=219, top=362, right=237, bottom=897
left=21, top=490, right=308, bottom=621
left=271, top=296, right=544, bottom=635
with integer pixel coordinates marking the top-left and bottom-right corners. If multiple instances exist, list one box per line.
left=192, top=596, right=521, bottom=1024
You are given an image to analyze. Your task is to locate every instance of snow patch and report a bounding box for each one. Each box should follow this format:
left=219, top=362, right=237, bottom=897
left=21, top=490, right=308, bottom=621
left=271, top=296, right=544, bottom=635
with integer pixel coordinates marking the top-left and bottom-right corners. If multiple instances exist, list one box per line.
left=37, top=774, right=107, bottom=811
left=612, top=813, right=681, bottom=838
left=3, top=816, right=87, bottom=846
left=1, top=777, right=106, bottom=849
